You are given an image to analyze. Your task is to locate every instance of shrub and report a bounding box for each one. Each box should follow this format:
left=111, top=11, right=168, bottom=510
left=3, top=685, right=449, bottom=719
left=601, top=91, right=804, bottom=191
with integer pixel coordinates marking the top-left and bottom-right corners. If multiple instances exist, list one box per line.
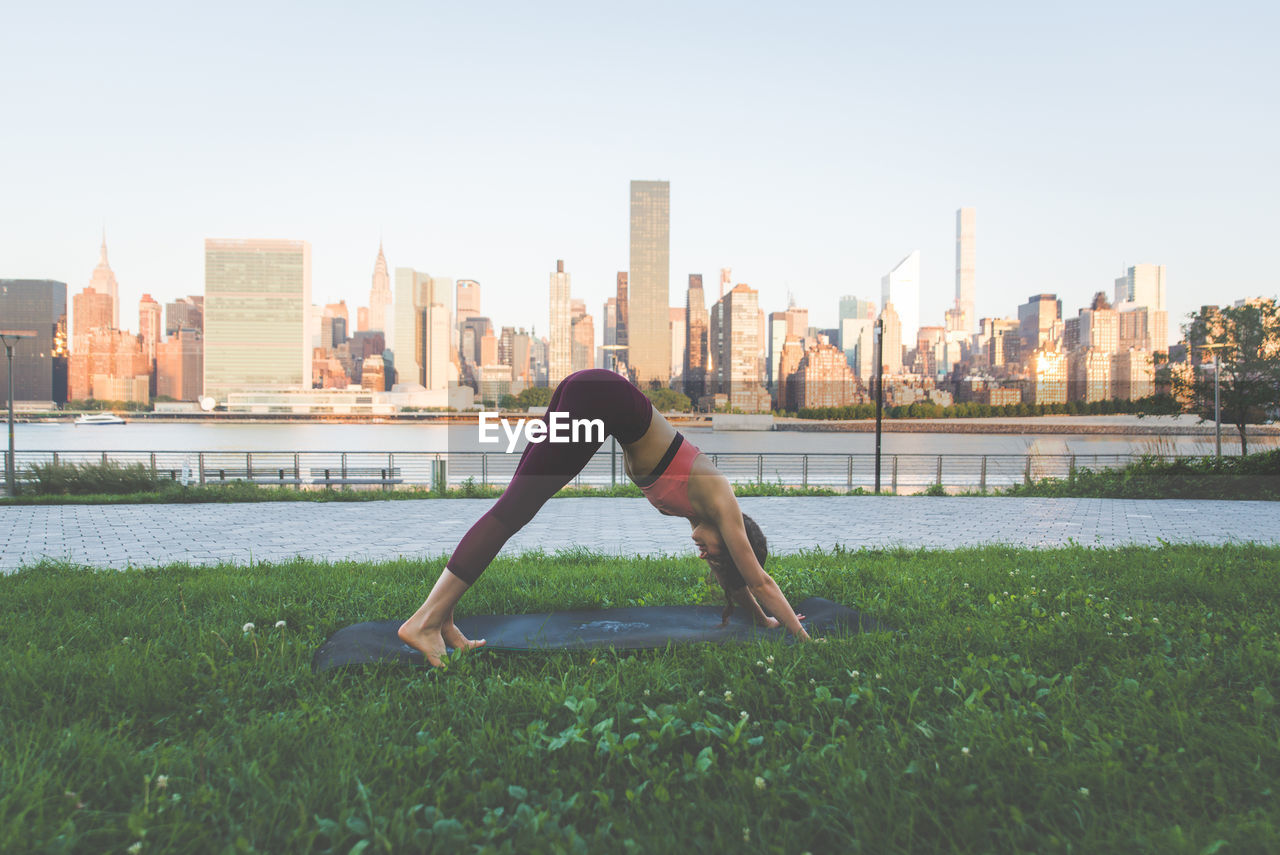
left=20, top=461, right=162, bottom=496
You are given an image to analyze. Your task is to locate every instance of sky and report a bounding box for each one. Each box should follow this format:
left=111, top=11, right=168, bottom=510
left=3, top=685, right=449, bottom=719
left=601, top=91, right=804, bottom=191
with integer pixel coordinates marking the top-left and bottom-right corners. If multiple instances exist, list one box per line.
left=2, top=0, right=1278, bottom=343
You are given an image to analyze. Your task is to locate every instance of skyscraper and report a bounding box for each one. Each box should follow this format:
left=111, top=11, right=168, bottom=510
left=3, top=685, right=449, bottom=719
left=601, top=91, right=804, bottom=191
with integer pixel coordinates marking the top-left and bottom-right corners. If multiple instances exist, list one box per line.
left=1018, top=294, right=1063, bottom=355
left=548, top=260, right=572, bottom=384
left=73, top=286, right=113, bottom=340
left=392, top=268, right=450, bottom=391
left=139, top=293, right=161, bottom=362
left=165, top=296, right=203, bottom=337
left=710, top=284, right=769, bottom=412
left=629, top=180, right=671, bottom=386
left=879, top=303, right=904, bottom=376
left=684, top=274, right=708, bottom=402
left=955, top=208, right=976, bottom=333
left=457, top=279, right=482, bottom=356
left=156, top=329, right=203, bottom=401
left=1114, top=264, right=1166, bottom=311
left=0, top=279, right=68, bottom=405
left=203, top=239, right=311, bottom=403
left=881, top=251, right=921, bottom=351
left=368, top=242, right=393, bottom=333
left=88, top=234, right=120, bottom=330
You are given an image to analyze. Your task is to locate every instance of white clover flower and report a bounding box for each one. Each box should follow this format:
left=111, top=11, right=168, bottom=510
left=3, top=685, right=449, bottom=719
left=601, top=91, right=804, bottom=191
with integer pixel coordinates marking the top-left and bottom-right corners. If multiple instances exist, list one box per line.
left=849, top=670, right=860, bottom=679
left=698, top=690, right=705, bottom=697
left=766, top=655, right=774, bottom=664
left=742, top=828, right=750, bottom=843
left=275, top=620, right=286, bottom=629
left=754, top=776, right=766, bottom=790
left=724, top=690, right=733, bottom=701
left=1079, top=787, right=1089, bottom=797
left=961, top=746, right=970, bottom=755
left=242, top=623, right=255, bottom=634
left=122, top=637, right=131, bottom=644
left=155, top=775, right=169, bottom=789
left=1027, top=746, right=1033, bottom=755
left=875, top=673, right=881, bottom=680
left=766, top=667, right=774, bottom=675
left=643, top=689, right=650, bottom=697
left=963, top=582, right=969, bottom=588
left=809, top=678, right=816, bottom=684
left=1060, top=611, right=1068, bottom=618
left=128, top=843, right=142, bottom=855
left=1151, top=617, right=1159, bottom=624
left=740, top=710, right=749, bottom=720
left=1103, top=613, right=1110, bottom=618
left=756, top=660, right=764, bottom=667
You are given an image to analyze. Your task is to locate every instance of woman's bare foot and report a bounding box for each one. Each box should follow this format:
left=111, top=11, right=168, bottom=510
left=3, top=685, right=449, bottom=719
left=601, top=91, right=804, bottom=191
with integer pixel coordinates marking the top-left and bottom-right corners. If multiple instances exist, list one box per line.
left=398, top=619, right=486, bottom=667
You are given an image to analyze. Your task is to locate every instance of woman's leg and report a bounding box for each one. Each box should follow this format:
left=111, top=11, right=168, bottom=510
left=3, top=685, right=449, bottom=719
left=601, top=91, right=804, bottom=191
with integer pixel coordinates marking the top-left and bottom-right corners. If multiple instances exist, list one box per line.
left=400, top=370, right=652, bottom=663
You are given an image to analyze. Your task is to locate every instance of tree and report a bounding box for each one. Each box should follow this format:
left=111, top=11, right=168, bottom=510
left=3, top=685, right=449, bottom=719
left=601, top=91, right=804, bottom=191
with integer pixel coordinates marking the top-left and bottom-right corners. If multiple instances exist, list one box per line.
left=643, top=388, right=692, bottom=413
left=1177, top=299, right=1280, bottom=456
left=513, top=386, right=554, bottom=409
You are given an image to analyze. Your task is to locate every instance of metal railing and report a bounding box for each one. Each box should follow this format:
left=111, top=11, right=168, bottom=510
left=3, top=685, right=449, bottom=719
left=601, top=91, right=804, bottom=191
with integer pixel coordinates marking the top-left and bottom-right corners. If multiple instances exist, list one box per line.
left=2, top=448, right=1215, bottom=494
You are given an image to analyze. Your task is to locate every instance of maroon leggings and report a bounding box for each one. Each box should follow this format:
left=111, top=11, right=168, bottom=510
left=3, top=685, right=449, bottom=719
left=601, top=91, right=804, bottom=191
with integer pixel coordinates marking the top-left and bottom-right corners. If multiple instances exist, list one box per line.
left=446, top=369, right=654, bottom=584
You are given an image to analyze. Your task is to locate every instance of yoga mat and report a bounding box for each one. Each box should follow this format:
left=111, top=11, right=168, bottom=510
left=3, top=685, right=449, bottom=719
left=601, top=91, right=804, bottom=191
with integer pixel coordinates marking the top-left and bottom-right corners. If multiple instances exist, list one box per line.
left=312, top=597, right=888, bottom=673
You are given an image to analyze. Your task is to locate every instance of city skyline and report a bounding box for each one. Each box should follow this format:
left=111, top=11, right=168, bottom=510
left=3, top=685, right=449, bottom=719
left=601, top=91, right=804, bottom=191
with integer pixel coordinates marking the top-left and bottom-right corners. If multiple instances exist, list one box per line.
left=1, top=4, right=1275, bottom=344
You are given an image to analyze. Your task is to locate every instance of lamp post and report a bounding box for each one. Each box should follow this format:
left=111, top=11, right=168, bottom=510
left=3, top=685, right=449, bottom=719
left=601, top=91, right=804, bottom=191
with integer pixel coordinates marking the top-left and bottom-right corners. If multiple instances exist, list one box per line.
left=873, top=317, right=884, bottom=494
left=0, top=331, right=35, bottom=496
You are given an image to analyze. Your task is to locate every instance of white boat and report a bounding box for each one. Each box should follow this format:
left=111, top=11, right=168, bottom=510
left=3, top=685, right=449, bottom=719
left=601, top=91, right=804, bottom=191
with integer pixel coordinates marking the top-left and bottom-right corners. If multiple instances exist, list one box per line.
left=74, top=413, right=127, bottom=426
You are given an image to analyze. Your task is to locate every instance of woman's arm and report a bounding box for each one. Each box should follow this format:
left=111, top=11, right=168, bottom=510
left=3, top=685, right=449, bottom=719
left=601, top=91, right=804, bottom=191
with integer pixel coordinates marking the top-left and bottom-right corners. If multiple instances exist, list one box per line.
left=708, top=493, right=810, bottom=640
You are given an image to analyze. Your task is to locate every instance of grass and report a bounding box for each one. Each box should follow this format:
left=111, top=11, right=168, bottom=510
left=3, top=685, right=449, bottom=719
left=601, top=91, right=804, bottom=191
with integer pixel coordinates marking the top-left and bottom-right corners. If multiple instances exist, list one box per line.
left=1005, top=449, right=1280, bottom=500
left=2, top=545, right=1278, bottom=853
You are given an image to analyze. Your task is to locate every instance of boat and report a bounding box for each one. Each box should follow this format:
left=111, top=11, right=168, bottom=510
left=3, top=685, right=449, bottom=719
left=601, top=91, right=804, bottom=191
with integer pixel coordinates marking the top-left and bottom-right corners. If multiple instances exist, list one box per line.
left=74, top=413, right=127, bottom=426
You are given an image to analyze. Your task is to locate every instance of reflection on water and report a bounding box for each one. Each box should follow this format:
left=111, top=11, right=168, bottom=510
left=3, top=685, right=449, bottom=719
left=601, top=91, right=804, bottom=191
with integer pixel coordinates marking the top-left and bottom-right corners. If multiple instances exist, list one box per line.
left=13, top=420, right=1275, bottom=457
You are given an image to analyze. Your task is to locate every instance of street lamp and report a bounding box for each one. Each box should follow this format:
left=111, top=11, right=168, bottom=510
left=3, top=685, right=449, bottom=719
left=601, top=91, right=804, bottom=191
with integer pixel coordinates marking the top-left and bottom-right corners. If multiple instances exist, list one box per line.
left=0, top=330, right=36, bottom=496
left=1195, top=342, right=1229, bottom=464
left=873, top=318, right=884, bottom=494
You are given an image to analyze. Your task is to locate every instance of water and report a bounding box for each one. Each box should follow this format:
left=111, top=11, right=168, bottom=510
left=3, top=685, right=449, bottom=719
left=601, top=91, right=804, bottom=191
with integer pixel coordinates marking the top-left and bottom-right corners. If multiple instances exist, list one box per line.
left=13, top=416, right=1272, bottom=457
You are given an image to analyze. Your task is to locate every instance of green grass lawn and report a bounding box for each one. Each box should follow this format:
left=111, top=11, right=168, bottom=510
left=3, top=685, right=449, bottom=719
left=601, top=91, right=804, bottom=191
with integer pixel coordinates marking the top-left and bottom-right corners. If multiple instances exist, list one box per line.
left=2, top=546, right=1278, bottom=853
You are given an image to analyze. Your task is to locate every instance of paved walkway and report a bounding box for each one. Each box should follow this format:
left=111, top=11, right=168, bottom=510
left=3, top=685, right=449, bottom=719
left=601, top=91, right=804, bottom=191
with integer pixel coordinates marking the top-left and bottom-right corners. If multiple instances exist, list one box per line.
left=3, top=497, right=1279, bottom=572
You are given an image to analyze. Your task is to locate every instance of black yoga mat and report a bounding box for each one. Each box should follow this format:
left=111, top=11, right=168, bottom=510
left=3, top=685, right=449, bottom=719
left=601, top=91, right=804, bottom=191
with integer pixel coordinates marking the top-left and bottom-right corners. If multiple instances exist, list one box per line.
left=312, top=597, right=888, bottom=673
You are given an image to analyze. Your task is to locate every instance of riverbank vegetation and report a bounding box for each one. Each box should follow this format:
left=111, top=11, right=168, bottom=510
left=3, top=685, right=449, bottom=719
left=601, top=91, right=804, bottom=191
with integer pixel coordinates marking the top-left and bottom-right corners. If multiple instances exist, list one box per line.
left=1, top=545, right=1276, bottom=853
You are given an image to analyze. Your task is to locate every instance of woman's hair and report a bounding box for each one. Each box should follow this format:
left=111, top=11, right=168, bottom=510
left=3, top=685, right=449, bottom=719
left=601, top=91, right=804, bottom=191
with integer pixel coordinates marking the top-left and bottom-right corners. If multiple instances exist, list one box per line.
left=707, top=513, right=767, bottom=620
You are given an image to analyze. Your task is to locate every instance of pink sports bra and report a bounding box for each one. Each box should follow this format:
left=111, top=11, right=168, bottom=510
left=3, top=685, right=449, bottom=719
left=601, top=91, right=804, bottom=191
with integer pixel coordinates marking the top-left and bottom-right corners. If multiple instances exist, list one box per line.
left=635, top=433, right=702, bottom=518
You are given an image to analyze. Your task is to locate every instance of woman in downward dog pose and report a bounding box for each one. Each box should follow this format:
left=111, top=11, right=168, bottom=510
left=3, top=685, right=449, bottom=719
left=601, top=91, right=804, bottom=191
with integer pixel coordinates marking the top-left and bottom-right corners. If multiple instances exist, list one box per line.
left=399, top=368, right=811, bottom=666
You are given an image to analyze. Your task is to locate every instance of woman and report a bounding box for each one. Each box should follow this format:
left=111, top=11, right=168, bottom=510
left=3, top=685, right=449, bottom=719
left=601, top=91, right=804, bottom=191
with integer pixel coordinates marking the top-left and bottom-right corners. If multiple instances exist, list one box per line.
left=399, top=368, right=811, bottom=666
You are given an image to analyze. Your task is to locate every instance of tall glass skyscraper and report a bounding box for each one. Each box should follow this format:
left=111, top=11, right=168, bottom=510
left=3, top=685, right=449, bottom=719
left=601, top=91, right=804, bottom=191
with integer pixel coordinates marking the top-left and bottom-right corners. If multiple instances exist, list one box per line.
left=881, top=251, right=921, bottom=350
left=955, top=208, right=976, bottom=333
left=0, top=279, right=68, bottom=404
left=629, top=180, right=670, bottom=386
left=203, top=239, right=311, bottom=403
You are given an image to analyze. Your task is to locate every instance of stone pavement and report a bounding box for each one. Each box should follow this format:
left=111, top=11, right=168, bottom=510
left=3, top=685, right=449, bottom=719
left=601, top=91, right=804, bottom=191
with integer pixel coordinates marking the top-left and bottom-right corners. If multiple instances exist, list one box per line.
left=2, top=497, right=1279, bottom=572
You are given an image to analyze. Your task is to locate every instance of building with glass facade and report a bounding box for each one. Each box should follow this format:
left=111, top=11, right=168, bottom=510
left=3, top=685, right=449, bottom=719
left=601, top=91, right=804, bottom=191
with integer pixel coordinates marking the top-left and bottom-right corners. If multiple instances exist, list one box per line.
left=203, top=239, right=311, bottom=403
left=629, top=180, right=670, bottom=386
left=0, top=279, right=69, bottom=406
left=881, top=251, right=920, bottom=351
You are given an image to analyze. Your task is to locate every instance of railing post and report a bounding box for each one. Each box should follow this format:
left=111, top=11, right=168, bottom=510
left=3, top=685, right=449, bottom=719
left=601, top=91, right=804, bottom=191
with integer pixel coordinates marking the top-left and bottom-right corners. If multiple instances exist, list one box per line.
left=891, top=456, right=898, bottom=494
left=980, top=455, right=987, bottom=493
left=482, top=452, right=488, bottom=488
left=936, top=455, right=943, bottom=487
left=294, top=453, right=301, bottom=485
left=611, top=437, right=617, bottom=488
left=1069, top=454, right=1076, bottom=479
left=246, top=452, right=252, bottom=480
left=758, top=454, right=764, bottom=484
left=341, top=452, right=347, bottom=480
left=802, top=454, right=808, bottom=488
left=102, top=451, right=108, bottom=465
left=1024, top=455, right=1032, bottom=485
left=52, top=451, right=58, bottom=465
left=198, top=452, right=205, bottom=485
left=846, top=455, right=853, bottom=491
left=150, top=452, right=156, bottom=476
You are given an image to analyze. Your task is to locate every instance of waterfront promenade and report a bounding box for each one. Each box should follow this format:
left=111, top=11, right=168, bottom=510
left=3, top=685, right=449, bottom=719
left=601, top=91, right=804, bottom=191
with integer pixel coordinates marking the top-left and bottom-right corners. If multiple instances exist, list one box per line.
left=3, top=496, right=1279, bottom=572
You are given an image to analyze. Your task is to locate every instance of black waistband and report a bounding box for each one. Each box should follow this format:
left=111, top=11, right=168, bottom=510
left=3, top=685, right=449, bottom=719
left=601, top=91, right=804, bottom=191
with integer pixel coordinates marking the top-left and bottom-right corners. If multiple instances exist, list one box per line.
left=632, top=432, right=684, bottom=489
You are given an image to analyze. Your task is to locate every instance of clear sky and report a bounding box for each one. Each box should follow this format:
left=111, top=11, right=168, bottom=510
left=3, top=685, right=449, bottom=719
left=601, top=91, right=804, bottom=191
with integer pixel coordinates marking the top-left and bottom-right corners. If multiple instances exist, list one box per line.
left=2, top=1, right=1277, bottom=342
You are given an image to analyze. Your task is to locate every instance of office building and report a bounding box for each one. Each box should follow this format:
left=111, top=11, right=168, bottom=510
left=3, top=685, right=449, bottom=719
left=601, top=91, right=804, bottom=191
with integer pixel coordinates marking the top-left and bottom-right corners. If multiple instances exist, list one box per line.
left=368, top=243, right=393, bottom=333
left=629, top=180, right=671, bottom=385
left=982, top=318, right=1021, bottom=369
left=1114, top=264, right=1166, bottom=311
left=88, top=234, right=120, bottom=330
left=881, top=251, right=921, bottom=350
left=548, top=260, right=572, bottom=384
left=1018, top=294, right=1062, bottom=355
left=839, top=296, right=875, bottom=329
left=709, top=283, right=769, bottom=412
left=1028, top=348, right=1067, bottom=404
left=73, top=286, right=113, bottom=340
left=0, top=279, right=68, bottom=405
left=879, top=303, right=904, bottom=376
left=1077, top=292, right=1119, bottom=354
left=392, top=268, right=451, bottom=391
left=791, top=341, right=860, bottom=409
left=1112, top=349, right=1155, bottom=400
left=683, top=274, right=708, bottom=403
left=571, top=301, right=594, bottom=374
left=165, top=296, right=203, bottom=337
left=840, top=316, right=875, bottom=380
left=69, top=328, right=150, bottom=403
left=204, top=239, right=312, bottom=403
left=139, top=294, right=161, bottom=362
left=156, top=329, right=203, bottom=401
left=456, top=279, right=481, bottom=348
left=1068, top=348, right=1113, bottom=402
left=955, top=208, right=976, bottom=333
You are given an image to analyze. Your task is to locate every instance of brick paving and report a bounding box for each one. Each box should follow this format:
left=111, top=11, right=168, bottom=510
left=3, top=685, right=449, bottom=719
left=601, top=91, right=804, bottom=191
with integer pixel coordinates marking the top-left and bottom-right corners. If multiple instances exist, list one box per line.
left=2, top=497, right=1278, bottom=572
